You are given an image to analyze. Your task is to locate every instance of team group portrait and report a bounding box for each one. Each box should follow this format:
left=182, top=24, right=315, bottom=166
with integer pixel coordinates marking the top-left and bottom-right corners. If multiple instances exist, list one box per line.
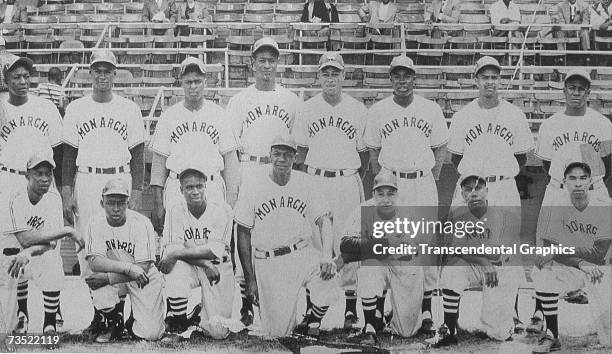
left=0, top=0, right=611, bottom=352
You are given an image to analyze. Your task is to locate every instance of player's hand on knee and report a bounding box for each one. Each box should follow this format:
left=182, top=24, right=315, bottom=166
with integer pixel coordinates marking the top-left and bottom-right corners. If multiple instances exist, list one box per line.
left=246, top=280, right=259, bottom=307
left=85, top=273, right=110, bottom=290
left=8, top=254, right=30, bottom=279
left=203, top=263, right=220, bottom=285
left=319, top=258, right=337, bottom=281
left=151, top=204, right=165, bottom=235
left=127, top=264, right=149, bottom=288
left=579, top=262, right=604, bottom=284
left=157, top=254, right=178, bottom=274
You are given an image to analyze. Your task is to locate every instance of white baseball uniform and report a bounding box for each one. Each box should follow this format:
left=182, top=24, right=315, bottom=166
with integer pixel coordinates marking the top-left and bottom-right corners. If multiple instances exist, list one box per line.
left=293, top=92, right=366, bottom=290
left=533, top=200, right=612, bottom=346
left=440, top=205, right=523, bottom=340
left=447, top=99, right=534, bottom=207
left=149, top=99, right=238, bottom=226
left=234, top=168, right=337, bottom=337
left=0, top=95, right=62, bottom=190
left=62, top=94, right=144, bottom=275
left=364, top=94, right=449, bottom=206
left=163, top=200, right=234, bottom=323
left=535, top=108, right=612, bottom=206
left=85, top=209, right=165, bottom=341
left=344, top=200, right=425, bottom=337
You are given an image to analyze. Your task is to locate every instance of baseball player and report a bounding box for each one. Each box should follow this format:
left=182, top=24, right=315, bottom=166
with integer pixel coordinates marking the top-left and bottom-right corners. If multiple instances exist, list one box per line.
left=432, top=174, right=522, bottom=347
left=149, top=56, right=240, bottom=237
left=339, top=172, right=426, bottom=345
left=0, top=55, right=64, bottom=333
left=226, top=37, right=301, bottom=326
left=363, top=54, right=449, bottom=332
left=235, top=134, right=337, bottom=338
left=61, top=49, right=146, bottom=335
left=293, top=52, right=368, bottom=329
left=531, top=162, right=611, bottom=353
left=83, top=178, right=164, bottom=342
left=158, top=167, right=234, bottom=336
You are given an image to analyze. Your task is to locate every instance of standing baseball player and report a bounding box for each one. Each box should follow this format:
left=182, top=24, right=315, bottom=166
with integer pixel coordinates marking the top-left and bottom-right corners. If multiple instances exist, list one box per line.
left=226, top=37, right=301, bottom=326
left=531, top=162, right=611, bottom=353
left=235, top=134, right=337, bottom=338
left=83, top=178, right=164, bottom=342
left=364, top=54, right=449, bottom=332
left=432, top=174, right=522, bottom=347
left=60, top=49, right=145, bottom=335
left=293, top=52, right=368, bottom=329
left=158, top=167, right=234, bottom=335
left=339, top=172, right=426, bottom=344
left=149, top=56, right=240, bottom=238
left=0, top=55, right=64, bottom=334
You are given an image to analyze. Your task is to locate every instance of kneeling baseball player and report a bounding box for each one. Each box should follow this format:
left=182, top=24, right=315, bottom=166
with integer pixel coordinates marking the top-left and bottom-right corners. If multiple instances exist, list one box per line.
left=84, top=179, right=165, bottom=342
left=531, top=162, right=611, bottom=353
left=158, top=167, right=234, bottom=338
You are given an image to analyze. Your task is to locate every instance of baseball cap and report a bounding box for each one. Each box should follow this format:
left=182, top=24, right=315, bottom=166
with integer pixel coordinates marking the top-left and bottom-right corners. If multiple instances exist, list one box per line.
left=102, top=178, right=130, bottom=197
left=474, top=56, right=501, bottom=76
left=178, top=167, right=210, bottom=182
left=563, top=161, right=592, bottom=177
left=180, top=56, right=206, bottom=76
left=564, top=68, right=591, bottom=86
left=90, top=49, right=117, bottom=68
left=26, top=151, right=55, bottom=170
left=389, top=55, right=415, bottom=74
left=4, top=55, right=33, bottom=75
left=319, top=52, right=344, bottom=71
left=460, top=174, right=487, bottom=188
left=373, top=172, right=398, bottom=191
left=270, top=134, right=297, bottom=152
left=252, top=37, right=280, bottom=56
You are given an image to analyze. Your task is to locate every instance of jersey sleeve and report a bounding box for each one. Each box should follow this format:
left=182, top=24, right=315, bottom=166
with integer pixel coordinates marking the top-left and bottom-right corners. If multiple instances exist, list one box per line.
left=535, top=120, right=553, bottom=161
left=148, top=111, right=171, bottom=157
left=216, top=109, right=239, bottom=155
left=61, top=101, right=80, bottom=148
left=429, top=102, right=450, bottom=148
left=234, top=185, right=254, bottom=229
left=47, top=102, right=63, bottom=148
left=512, top=109, right=534, bottom=155
left=363, top=106, right=381, bottom=149
left=446, top=111, right=465, bottom=155
left=293, top=101, right=309, bottom=148
left=5, top=194, right=30, bottom=235
left=355, top=103, right=368, bottom=152
left=535, top=205, right=563, bottom=245
left=127, top=101, right=146, bottom=149
left=86, top=218, right=106, bottom=258
left=135, top=217, right=156, bottom=263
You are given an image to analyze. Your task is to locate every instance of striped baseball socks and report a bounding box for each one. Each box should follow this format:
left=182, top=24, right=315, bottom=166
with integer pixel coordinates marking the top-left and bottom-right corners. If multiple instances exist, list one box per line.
left=536, top=291, right=559, bottom=338
left=442, top=289, right=461, bottom=335
left=43, top=291, right=61, bottom=332
left=17, top=281, right=28, bottom=319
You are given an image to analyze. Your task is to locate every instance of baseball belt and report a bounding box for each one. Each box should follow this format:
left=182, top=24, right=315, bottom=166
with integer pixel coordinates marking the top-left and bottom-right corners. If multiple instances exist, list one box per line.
left=254, top=240, right=308, bottom=259
left=392, top=170, right=424, bottom=179
left=211, top=255, right=230, bottom=265
left=306, top=165, right=357, bottom=178
left=240, top=154, right=270, bottom=164
left=78, top=165, right=131, bottom=174
left=0, top=166, right=26, bottom=176
left=169, top=171, right=215, bottom=182
left=483, top=175, right=506, bottom=183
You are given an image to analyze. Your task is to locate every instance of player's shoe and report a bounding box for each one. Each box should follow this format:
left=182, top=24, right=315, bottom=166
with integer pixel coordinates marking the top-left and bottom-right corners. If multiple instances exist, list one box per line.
left=14, top=312, right=28, bottom=334
left=95, top=316, right=125, bottom=343
left=294, top=314, right=309, bottom=334
left=526, top=316, right=544, bottom=335
left=240, top=309, right=254, bottom=327
left=343, top=312, right=359, bottom=330
left=430, top=324, right=458, bottom=348
left=187, top=304, right=202, bottom=327
left=532, top=335, right=561, bottom=353
left=82, top=312, right=107, bottom=341
left=165, top=316, right=190, bottom=334
left=56, top=312, right=64, bottom=330
left=514, top=317, right=525, bottom=334
left=43, top=325, right=59, bottom=350
left=418, top=318, right=435, bottom=336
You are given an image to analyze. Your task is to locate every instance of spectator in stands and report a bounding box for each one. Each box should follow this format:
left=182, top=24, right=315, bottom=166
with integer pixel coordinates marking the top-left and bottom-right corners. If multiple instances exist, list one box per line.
left=552, top=0, right=592, bottom=54
left=424, top=0, right=461, bottom=24
left=490, top=0, right=523, bottom=47
left=358, top=0, right=398, bottom=24
left=301, top=0, right=339, bottom=23
left=0, top=0, right=27, bottom=24
left=179, top=0, right=211, bottom=22
left=143, top=0, right=178, bottom=23
left=590, top=0, right=612, bottom=27
left=0, top=37, right=10, bottom=101
left=36, top=67, right=66, bottom=116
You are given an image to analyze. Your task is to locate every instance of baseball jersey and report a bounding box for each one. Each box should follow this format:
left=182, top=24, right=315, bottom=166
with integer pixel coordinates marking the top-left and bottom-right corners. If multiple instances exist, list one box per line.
left=234, top=168, right=330, bottom=250
left=447, top=99, right=534, bottom=177
left=293, top=93, right=367, bottom=170
left=364, top=94, right=449, bottom=172
left=0, top=95, right=62, bottom=171
left=446, top=205, right=514, bottom=249
left=163, top=200, right=233, bottom=259
left=226, top=85, right=300, bottom=157
left=535, top=108, right=612, bottom=182
left=1, top=188, right=63, bottom=250
left=86, top=209, right=156, bottom=264
left=62, top=94, right=145, bottom=168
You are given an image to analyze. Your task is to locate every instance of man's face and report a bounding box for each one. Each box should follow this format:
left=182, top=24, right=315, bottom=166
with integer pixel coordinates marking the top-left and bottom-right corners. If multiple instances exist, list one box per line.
left=101, top=195, right=128, bottom=224
left=460, top=179, right=488, bottom=209
left=253, top=50, right=279, bottom=83
left=373, top=187, right=398, bottom=214
left=318, top=67, right=343, bottom=97
left=90, top=63, right=115, bottom=92
left=476, top=67, right=500, bottom=99
left=7, top=66, right=30, bottom=98
left=27, top=164, right=53, bottom=195
left=390, top=68, right=415, bottom=99
left=181, top=71, right=205, bottom=103
left=564, top=167, right=591, bottom=199
left=180, top=175, right=206, bottom=207
left=563, top=77, right=590, bottom=110
left=270, top=146, right=296, bottom=174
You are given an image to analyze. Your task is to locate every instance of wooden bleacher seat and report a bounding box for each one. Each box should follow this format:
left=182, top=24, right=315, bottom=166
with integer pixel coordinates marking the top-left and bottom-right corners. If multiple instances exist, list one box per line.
left=261, top=23, right=293, bottom=64
left=25, top=34, right=55, bottom=64
left=96, top=3, right=125, bottom=15
left=119, top=14, right=143, bottom=22
left=38, top=4, right=65, bottom=16
left=245, top=3, right=274, bottom=14
left=179, top=23, right=216, bottom=63
left=58, top=39, right=84, bottom=64
left=275, top=3, right=302, bottom=15
left=459, top=14, right=490, bottom=24
left=362, top=67, right=391, bottom=88
left=125, top=2, right=145, bottom=14
left=142, top=64, right=176, bottom=87
left=79, top=23, right=107, bottom=48
left=244, top=13, right=274, bottom=23
left=459, top=2, right=486, bottom=15
left=89, top=14, right=118, bottom=22
left=416, top=36, right=447, bottom=65
left=57, top=15, right=89, bottom=23
left=28, top=15, right=58, bottom=24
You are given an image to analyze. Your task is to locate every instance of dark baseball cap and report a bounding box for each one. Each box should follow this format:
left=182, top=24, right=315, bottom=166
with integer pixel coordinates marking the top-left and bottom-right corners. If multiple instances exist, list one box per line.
left=4, top=55, right=34, bottom=75
left=373, top=172, right=398, bottom=191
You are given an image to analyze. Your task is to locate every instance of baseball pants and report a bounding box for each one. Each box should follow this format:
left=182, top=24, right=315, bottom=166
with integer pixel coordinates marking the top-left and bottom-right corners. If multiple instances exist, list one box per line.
left=532, top=261, right=611, bottom=346
left=357, top=261, right=424, bottom=337
left=440, top=258, right=522, bottom=340
left=253, top=245, right=337, bottom=337
left=92, top=266, right=165, bottom=340
left=541, top=179, right=610, bottom=207
left=0, top=255, right=19, bottom=334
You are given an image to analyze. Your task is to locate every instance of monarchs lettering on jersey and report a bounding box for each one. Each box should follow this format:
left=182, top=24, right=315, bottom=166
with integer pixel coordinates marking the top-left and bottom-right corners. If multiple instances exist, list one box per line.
left=246, top=105, right=291, bottom=129
left=76, top=117, right=128, bottom=141
left=381, top=117, right=432, bottom=139
left=169, top=121, right=220, bottom=145
left=255, top=196, right=307, bottom=221
left=565, top=220, right=598, bottom=236
left=26, top=215, right=45, bottom=231
left=307, top=115, right=357, bottom=140
left=183, top=226, right=211, bottom=241
left=465, top=227, right=492, bottom=241
left=105, top=239, right=136, bottom=256
left=464, top=123, right=514, bottom=146
left=0, top=117, right=50, bottom=142
left=550, top=130, right=602, bottom=152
